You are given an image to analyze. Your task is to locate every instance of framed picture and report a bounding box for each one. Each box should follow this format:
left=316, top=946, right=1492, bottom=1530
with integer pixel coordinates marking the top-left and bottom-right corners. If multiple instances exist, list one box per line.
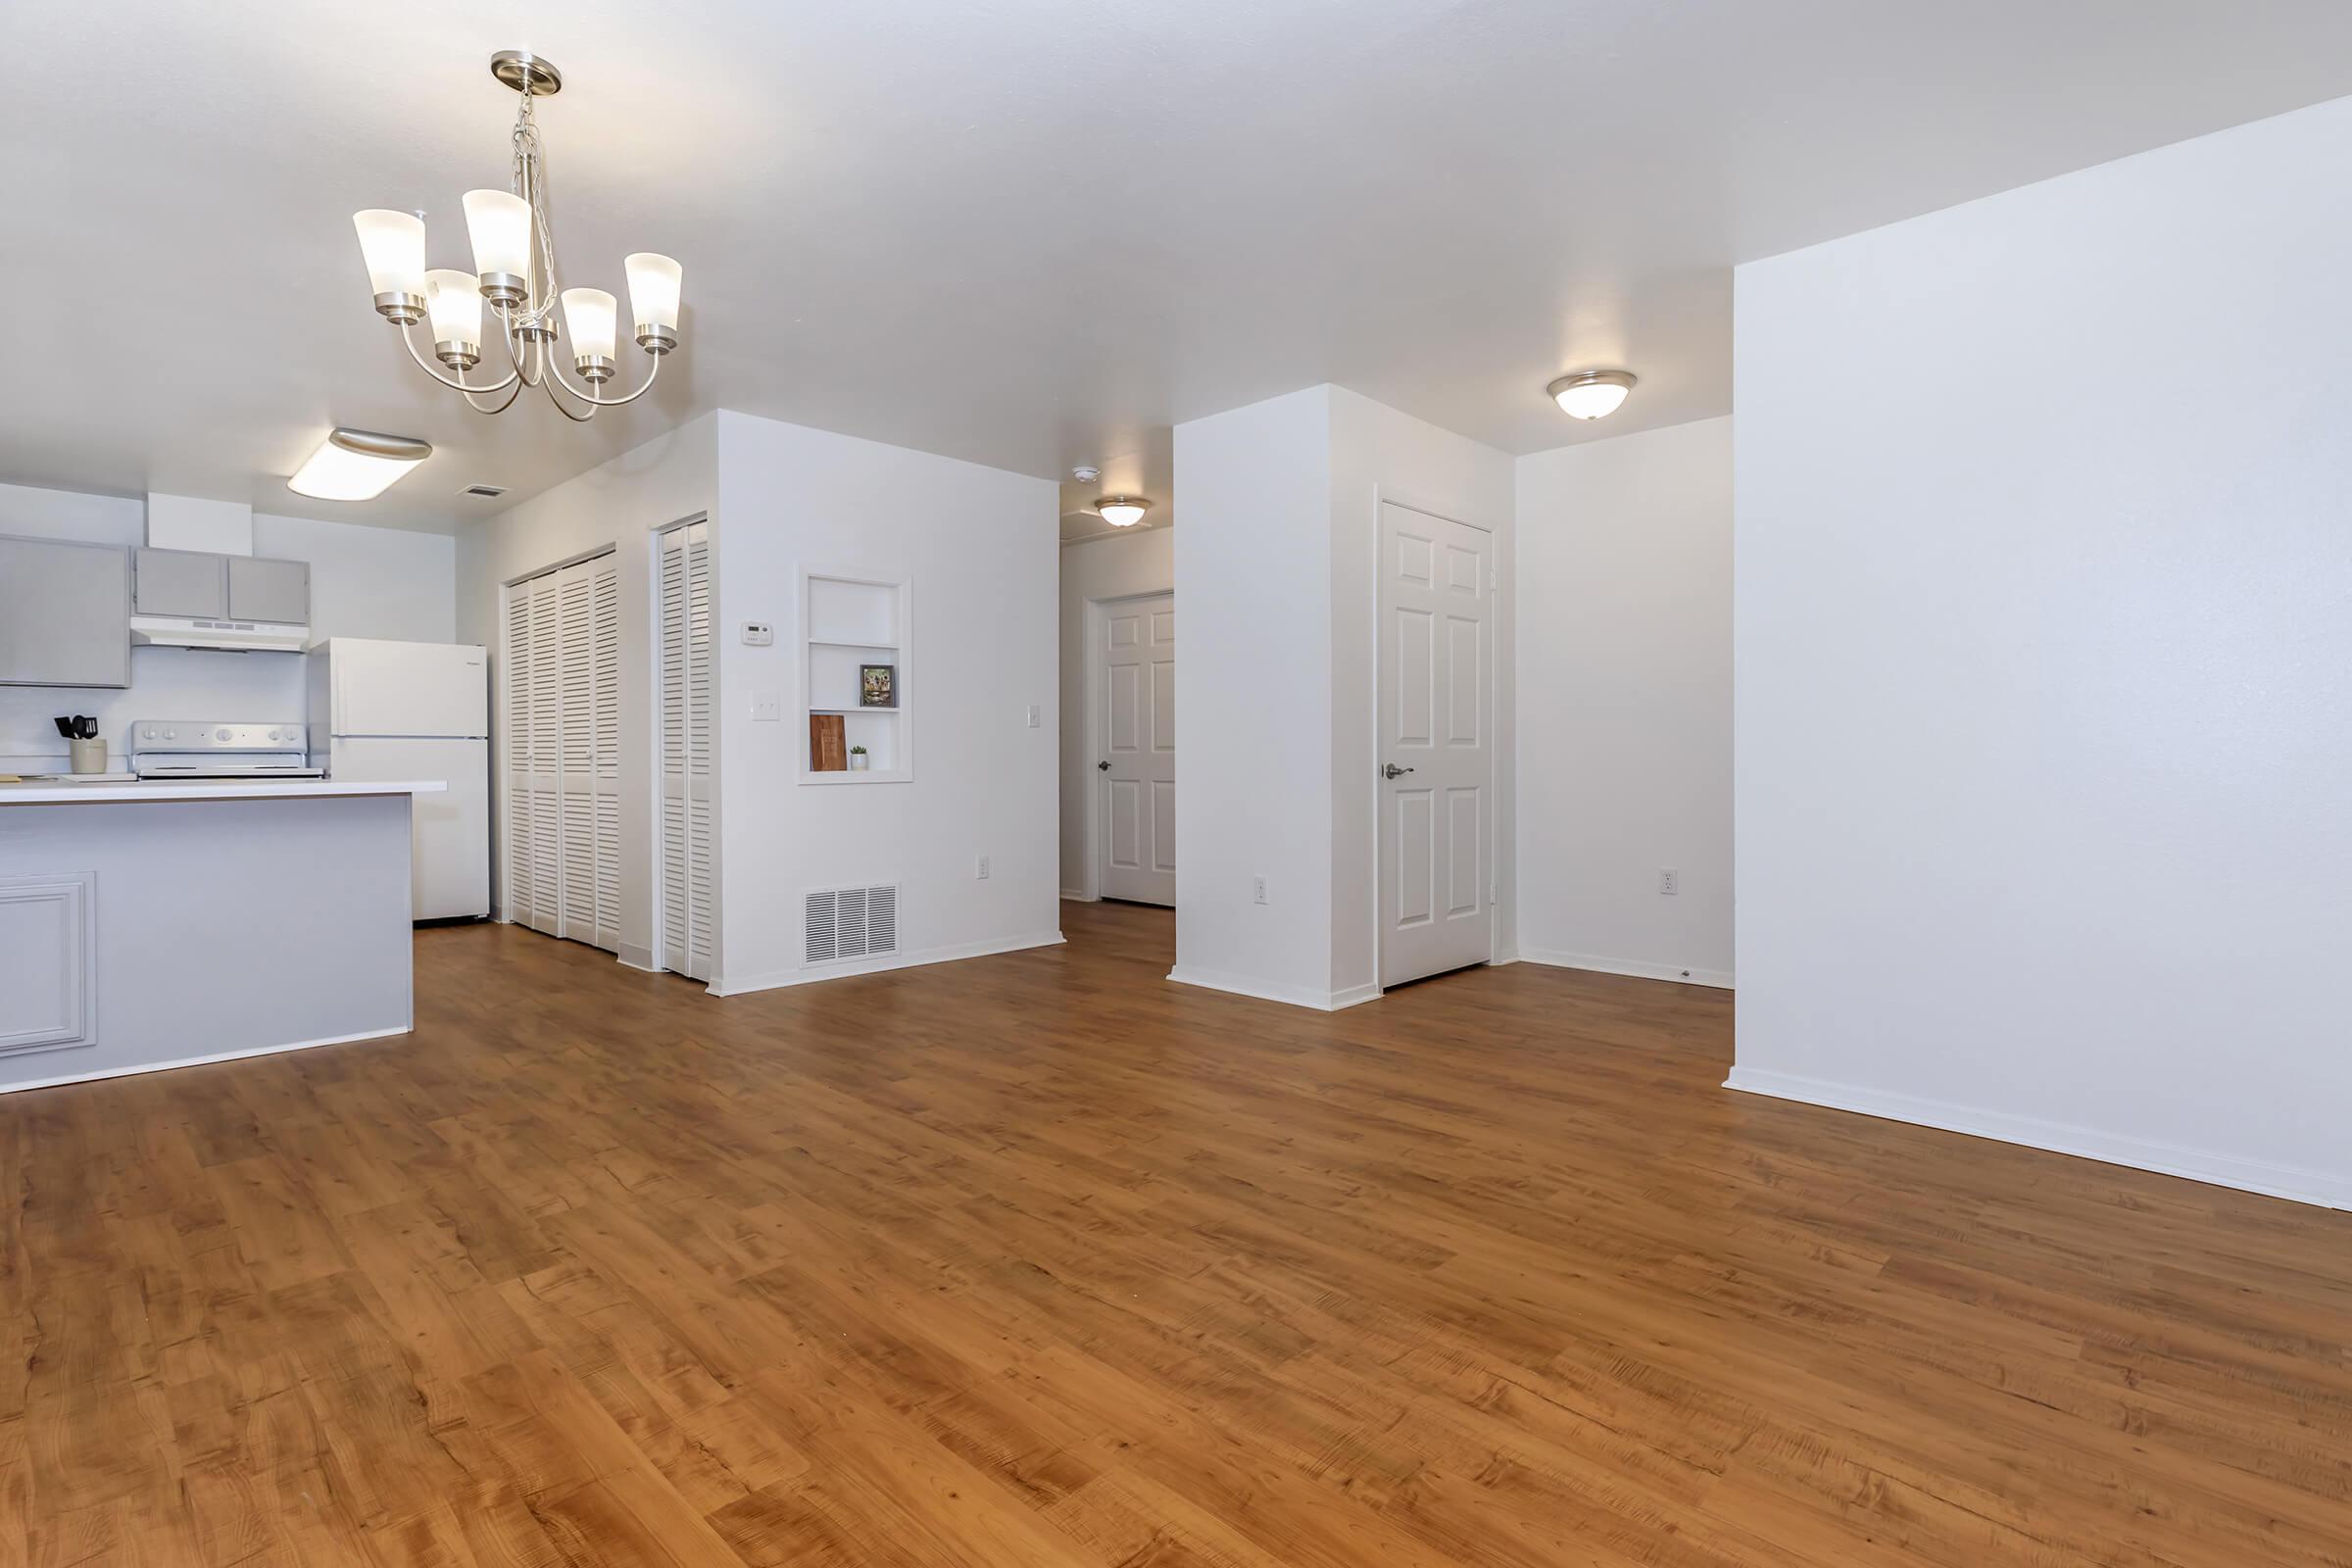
left=859, top=663, right=896, bottom=709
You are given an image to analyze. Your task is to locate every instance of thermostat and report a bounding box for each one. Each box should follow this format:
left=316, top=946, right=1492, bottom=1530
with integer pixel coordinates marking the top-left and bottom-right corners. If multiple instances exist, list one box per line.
left=740, top=621, right=775, bottom=646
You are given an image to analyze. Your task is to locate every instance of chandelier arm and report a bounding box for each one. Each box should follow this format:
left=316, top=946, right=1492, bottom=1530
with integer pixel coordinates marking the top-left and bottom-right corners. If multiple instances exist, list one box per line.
left=399, top=319, right=521, bottom=396
left=543, top=348, right=664, bottom=409
left=464, top=367, right=528, bottom=416
left=541, top=371, right=600, bottom=422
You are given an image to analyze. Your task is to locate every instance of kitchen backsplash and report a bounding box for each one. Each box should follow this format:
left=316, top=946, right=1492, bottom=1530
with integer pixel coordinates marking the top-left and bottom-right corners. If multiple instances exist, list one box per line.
left=0, top=646, right=307, bottom=772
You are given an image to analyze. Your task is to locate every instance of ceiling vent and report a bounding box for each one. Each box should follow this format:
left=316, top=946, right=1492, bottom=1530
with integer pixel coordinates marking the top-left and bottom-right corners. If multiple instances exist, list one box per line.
left=805, top=884, right=899, bottom=965
left=459, top=483, right=508, bottom=499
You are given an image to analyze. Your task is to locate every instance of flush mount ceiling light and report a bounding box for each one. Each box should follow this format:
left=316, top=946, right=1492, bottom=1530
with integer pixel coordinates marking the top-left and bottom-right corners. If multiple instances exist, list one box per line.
left=1094, top=496, right=1151, bottom=527
left=1546, top=369, right=1638, bottom=420
left=351, top=51, right=684, bottom=422
left=287, top=428, right=434, bottom=501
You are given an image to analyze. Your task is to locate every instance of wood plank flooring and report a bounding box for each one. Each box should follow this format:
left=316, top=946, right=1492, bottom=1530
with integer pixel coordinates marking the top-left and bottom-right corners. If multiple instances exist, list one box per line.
left=4, top=899, right=2349, bottom=1566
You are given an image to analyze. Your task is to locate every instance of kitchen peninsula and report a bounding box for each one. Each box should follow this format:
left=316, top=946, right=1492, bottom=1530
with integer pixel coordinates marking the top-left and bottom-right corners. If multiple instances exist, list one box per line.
left=0, top=777, right=443, bottom=1093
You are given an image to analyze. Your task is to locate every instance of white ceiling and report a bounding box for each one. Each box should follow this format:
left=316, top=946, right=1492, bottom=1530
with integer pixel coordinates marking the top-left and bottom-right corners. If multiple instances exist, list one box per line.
left=4, top=2, right=2349, bottom=533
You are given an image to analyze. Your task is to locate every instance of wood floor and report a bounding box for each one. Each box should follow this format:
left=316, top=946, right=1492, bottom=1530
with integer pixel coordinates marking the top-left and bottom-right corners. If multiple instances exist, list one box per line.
left=4, top=902, right=2349, bottom=1567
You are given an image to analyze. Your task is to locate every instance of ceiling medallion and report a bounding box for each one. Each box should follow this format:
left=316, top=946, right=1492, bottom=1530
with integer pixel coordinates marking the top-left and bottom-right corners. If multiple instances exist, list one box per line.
left=350, top=51, right=684, bottom=421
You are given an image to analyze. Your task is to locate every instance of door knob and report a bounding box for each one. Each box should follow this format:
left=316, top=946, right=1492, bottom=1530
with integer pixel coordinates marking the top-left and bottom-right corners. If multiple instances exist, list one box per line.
left=1383, top=762, right=1415, bottom=779
left=1098, top=760, right=1110, bottom=770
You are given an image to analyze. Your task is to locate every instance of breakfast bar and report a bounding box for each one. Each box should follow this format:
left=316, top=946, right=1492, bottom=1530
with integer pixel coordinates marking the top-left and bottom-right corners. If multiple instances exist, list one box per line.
left=0, top=778, right=443, bottom=1094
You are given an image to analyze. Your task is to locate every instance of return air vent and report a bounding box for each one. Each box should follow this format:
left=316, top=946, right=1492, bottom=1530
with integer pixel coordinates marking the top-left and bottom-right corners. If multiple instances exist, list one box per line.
left=805, top=883, right=899, bottom=964
left=458, top=482, right=508, bottom=499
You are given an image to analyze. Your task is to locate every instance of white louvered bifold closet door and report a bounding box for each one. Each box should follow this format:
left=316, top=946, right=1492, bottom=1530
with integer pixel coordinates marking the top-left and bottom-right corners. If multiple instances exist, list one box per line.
left=659, top=521, right=715, bottom=981
left=590, top=556, right=622, bottom=953
left=503, top=551, right=622, bottom=955
left=524, top=568, right=564, bottom=935
left=504, top=582, right=536, bottom=926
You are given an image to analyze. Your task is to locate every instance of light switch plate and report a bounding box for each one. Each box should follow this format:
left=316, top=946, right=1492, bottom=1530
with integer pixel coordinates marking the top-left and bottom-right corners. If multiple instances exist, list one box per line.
left=1025, top=704, right=1041, bottom=728
left=751, top=693, right=780, bottom=722
left=741, top=621, right=774, bottom=646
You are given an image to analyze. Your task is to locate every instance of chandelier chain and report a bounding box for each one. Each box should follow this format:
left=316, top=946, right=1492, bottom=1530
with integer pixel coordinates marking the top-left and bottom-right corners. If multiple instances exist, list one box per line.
left=508, top=92, right=565, bottom=333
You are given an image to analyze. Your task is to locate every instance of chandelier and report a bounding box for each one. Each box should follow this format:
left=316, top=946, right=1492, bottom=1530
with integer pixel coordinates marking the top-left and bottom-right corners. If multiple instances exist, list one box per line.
left=350, top=51, right=683, bottom=420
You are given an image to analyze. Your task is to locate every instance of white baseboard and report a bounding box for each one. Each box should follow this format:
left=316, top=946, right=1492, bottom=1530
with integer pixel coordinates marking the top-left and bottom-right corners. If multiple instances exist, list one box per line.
left=614, top=943, right=660, bottom=974
left=1519, top=948, right=1734, bottom=990
left=1059, top=889, right=1098, bottom=904
left=0, top=1025, right=413, bottom=1097
left=1724, top=1066, right=2351, bottom=1211
left=1165, top=965, right=1382, bottom=1012
left=710, top=929, right=1066, bottom=997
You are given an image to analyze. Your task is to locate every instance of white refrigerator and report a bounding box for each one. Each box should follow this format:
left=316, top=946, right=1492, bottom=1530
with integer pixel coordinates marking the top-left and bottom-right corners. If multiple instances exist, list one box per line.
left=308, top=638, right=490, bottom=920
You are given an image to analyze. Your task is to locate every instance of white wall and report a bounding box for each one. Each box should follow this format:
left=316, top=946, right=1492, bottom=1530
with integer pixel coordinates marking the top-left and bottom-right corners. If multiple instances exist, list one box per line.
left=1058, top=526, right=1174, bottom=898
left=1732, top=98, right=2352, bottom=1208
left=456, top=415, right=718, bottom=970
left=710, top=410, right=1060, bottom=993
left=256, top=513, right=456, bottom=645
left=1173, top=388, right=1338, bottom=1006
left=0, top=481, right=456, bottom=772
left=1173, top=384, right=1515, bottom=1009
left=1515, top=416, right=1733, bottom=987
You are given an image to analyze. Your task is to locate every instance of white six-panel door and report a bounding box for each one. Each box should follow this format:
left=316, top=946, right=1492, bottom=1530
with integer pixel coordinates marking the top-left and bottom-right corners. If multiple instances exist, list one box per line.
left=659, top=522, right=715, bottom=980
left=1100, top=593, right=1176, bottom=906
left=1376, top=501, right=1493, bottom=987
left=502, top=551, right=621, bottom=954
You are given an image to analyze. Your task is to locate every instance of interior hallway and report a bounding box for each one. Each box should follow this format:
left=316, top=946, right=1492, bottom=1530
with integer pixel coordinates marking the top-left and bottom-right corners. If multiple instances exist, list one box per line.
left=4, top=902, right=2347, bottom=1565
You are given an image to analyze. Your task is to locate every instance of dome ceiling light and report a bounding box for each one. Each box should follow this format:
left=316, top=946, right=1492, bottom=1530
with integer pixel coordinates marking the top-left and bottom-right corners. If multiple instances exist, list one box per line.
left=1546, top=369, right=1637, bottom=420
left=1095, top=496, right=1152, bottom=528
left=350, top=51, right=684, bottom=422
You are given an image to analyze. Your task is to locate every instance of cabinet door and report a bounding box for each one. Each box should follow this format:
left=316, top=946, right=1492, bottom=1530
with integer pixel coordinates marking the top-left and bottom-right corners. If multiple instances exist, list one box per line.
left=227, top=556, right=310, bottom=624
left=134, top=548, right=226, bottom=617
left=0, top=536, right=131, bottom=687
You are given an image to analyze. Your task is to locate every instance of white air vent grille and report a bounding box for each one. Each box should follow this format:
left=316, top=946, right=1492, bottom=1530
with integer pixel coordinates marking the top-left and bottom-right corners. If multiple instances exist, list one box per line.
left=805, top=884, right=899, bottom=964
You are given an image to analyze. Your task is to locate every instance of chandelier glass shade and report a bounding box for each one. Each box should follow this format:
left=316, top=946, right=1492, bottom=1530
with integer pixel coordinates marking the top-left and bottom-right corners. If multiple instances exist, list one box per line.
left=351, top=52, right=683, bottom=420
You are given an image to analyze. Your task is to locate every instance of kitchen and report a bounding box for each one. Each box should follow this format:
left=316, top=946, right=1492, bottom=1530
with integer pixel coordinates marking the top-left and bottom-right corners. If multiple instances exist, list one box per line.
left=0, top=483, right=483, bottom=1092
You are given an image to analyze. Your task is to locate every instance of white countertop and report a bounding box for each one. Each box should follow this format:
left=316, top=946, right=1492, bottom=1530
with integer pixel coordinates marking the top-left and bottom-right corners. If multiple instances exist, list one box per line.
left=0, top=778, right=448, bottom=806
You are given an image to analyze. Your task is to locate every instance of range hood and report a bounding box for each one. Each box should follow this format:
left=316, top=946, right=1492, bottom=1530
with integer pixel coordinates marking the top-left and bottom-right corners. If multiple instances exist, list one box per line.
left=131, top=618, right=308, bottom=654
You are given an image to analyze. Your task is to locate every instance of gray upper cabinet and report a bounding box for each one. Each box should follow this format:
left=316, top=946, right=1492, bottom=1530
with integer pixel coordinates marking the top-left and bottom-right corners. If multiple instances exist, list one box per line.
left=0, top=535, right=131, bottom=688
left=227, top=556, right=310, bottom=624
left=134, top=547, right=228, bottom=617
left=133, top=548, right=310, bottom=625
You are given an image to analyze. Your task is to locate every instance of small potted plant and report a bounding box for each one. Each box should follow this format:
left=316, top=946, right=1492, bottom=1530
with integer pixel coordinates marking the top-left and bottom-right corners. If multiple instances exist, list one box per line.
left=849, top=744, right=869, bottom=771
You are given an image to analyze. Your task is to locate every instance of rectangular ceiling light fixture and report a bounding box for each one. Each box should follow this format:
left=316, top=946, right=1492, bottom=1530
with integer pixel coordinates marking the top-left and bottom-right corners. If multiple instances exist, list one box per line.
left=287, top=427, right=433, bottom=501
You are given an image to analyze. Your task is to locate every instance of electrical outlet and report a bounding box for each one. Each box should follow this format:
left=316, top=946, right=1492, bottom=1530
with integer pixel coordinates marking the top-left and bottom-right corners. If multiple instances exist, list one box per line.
left=750, top=692, right=780, bottom=722
left=1658, top=867, right=1679, bottom=897
left=1025, top=704, right=1042, bottom=728
left=976, top=854, right=991, bottom=880
left=1252, top=876, right=1268, bottom=906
